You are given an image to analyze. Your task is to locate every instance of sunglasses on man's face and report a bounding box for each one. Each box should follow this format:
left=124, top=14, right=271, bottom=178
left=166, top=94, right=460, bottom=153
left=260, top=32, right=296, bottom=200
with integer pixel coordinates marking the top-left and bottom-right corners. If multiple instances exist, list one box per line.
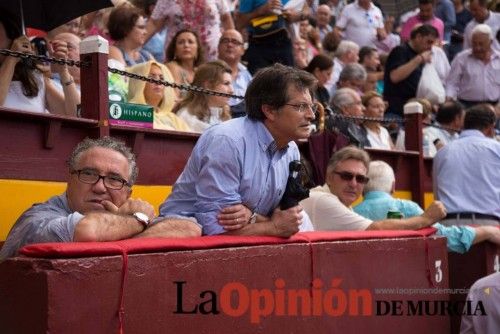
left=333, top=171, right=370, bottom=184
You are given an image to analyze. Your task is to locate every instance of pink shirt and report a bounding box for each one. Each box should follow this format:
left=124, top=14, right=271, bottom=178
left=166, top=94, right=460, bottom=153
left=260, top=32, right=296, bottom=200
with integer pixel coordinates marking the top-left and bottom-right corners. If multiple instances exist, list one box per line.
left=400, top=15, right=444, bottom=42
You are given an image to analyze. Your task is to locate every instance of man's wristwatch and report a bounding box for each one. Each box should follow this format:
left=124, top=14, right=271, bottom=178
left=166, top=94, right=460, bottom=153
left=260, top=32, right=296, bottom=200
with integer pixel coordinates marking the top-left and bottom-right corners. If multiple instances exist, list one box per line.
left=249, top=212, right=257, bottom=224
left=133, top=212, right=150, bottom=229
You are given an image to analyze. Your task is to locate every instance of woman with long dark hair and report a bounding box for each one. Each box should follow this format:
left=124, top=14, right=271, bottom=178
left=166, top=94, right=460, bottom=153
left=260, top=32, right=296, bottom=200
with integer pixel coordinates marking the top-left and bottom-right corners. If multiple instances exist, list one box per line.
left=304, top=54, right=333, bottom=108
left=0, top=15, right=80, bottom=116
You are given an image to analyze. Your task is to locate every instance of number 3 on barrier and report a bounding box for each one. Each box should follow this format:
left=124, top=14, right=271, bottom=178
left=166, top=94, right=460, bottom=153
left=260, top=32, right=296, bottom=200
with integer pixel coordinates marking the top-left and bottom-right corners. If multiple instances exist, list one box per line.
left=435, top=260, right=443, bottom=283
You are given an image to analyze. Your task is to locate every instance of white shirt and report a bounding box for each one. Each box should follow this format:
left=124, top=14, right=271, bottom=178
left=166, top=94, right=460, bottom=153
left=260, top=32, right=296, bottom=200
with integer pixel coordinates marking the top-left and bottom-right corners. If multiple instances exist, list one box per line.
left=300, top=184, right=373, bottom=231
left=445, top=49, right=500, bottom=101
left=3, top=72, right=48, bottom=114
left=424, top=123, right=459, bottom=157
left=335, top=1, right=384, bottom=48
left=463, top=11, right=500, bottom=52
left=365, top=125, right=393, bottom=150
left=177, top=106, right=224, bottom=133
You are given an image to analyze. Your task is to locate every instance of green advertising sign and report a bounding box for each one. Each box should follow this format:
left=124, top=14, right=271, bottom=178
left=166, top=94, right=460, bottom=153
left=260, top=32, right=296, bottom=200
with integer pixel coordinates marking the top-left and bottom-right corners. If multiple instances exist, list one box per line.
left=109, top=102, right=154, bottom=128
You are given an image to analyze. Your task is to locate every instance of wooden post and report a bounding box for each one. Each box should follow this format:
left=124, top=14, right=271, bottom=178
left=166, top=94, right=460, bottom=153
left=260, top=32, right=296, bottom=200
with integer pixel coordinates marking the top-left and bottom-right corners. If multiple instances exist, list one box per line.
left=404, top=102, right=425, bottom=207
left=79, top=36, right=109, bottom=138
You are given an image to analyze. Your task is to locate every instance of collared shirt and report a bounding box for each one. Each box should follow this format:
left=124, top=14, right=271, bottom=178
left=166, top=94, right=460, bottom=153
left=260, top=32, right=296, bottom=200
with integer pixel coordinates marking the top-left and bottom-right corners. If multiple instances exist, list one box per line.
left=463, top=11, right=500, bottom=52
left=318, top=24, right=333, bottom=41
left=159, top=117, right=313, bottom=235
left=301, top=184, right=373, bottom=231
left=445, top=49, right=500, bottom=101
left=353, top=191, right=476, bottom=254
left=460, top=272, right=500, bottom=334
left=400, top=15, right=445, bottom=42
left=335, top=0, right=384, bottom=48
left=0, top=193, right=83, bottom=260
left=228, top=62, right=252, bottom=107
left=354, top=191, right=424, bottom=220
left=433, top=129, right=500, bottom=219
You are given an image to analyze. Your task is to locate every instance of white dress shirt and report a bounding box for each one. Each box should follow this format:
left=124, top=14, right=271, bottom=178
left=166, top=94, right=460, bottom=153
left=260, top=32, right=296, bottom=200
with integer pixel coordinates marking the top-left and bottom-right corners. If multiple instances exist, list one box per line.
left=445, top=49, right=500, bottom=101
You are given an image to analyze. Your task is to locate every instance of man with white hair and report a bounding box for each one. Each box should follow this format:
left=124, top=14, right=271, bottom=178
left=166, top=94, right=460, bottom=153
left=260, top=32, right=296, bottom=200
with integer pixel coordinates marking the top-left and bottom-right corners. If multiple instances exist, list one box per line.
left=336, top=63, right=367, bottom=93
left=463, top=0, right=500, bottom=51
left=324, top=40, right=360, bottom=96
left=446, top=24, right=500, bottom=108
left=353, top=160, right=500, bottom=253
left=51, top=32, right=82, bottom=92
left=301, top=147, right=447, bottom=232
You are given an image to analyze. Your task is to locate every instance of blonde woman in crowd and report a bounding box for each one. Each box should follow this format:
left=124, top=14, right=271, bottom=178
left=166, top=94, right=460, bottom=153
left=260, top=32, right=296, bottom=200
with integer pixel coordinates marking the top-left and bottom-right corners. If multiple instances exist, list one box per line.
left=362, top=91, right=394, bottom=150
left=128, top=60, right=191, bottom=131
left=172, top=60, right=233, bottom=133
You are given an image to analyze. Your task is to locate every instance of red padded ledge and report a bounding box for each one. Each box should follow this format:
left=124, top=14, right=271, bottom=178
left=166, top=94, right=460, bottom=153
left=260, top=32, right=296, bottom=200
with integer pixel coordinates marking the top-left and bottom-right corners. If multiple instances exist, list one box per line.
left=19, top=228, right=437, bottom=258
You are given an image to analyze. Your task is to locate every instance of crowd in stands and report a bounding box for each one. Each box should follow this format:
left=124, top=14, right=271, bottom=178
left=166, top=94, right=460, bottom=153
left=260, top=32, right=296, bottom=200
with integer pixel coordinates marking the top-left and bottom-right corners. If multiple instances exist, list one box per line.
left=1, top=4, right=499, bottom=329
left=0, top=0, right=499, bottom=144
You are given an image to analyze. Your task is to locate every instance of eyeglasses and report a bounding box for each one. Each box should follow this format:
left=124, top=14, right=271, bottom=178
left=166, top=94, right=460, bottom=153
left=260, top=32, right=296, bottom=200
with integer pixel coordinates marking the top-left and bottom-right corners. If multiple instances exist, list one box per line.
left=72, top=169, right=130, bottom=190
left=333, top=171, right=370, bottom=184
left=284, top=103, right=318, bottom=113
left=219, top=38, right=244, bottom=46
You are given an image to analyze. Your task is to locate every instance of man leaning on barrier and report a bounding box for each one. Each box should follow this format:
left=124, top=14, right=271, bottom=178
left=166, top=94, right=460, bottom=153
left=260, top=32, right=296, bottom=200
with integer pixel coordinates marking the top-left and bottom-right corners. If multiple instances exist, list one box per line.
left=0, top=137, right=201, bottom=260
left=158, top=64, right=316, bottom=236
left=301, top=146, right=448, bottom=232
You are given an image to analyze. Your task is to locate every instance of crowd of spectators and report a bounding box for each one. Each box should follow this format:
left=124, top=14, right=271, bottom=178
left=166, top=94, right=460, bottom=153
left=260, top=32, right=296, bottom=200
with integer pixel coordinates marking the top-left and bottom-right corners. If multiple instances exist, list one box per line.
left=1, top=0, right=498, bottom=147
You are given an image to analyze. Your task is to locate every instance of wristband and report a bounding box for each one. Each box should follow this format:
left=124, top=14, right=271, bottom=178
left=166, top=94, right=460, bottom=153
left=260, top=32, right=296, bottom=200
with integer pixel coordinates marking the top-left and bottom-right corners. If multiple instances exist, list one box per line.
left=63, top=77, right=74, bottom=86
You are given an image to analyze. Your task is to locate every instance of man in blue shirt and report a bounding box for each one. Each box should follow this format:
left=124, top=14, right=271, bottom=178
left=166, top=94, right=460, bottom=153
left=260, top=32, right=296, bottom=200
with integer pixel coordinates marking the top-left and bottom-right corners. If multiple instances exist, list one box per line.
left=159, top=64, right=317, bottom=236
left=435, top=0, right=457, bottom=42
left=434, top=104, right=500, bottom=226
left=355, top=160, right=500, bottom=253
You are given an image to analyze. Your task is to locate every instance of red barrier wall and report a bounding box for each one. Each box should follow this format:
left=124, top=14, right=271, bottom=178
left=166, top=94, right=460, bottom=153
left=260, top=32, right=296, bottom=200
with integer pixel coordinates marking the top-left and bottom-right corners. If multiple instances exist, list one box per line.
left=448, top=242, right=500, bottom=334
left=0, top=234, right=450, bottom=334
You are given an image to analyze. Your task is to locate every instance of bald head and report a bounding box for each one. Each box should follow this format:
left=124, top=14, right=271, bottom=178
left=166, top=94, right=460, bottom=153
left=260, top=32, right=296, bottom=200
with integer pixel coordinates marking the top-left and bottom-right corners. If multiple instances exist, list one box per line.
left=218, top=29, right=245, bottom=65
left=316, top=5, right=331, bottom=27
left=53, top=32, right=81, bottom=80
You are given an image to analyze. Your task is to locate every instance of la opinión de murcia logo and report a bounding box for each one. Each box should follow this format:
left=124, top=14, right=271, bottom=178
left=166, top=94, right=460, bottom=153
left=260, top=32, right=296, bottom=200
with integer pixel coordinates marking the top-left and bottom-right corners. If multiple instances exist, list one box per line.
left=173, top=279, right=487, bottom=323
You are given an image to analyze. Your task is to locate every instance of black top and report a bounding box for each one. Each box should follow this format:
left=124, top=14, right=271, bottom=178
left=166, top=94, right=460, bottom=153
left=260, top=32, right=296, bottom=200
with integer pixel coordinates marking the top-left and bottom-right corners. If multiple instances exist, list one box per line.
left=315, top=86, right=330, bottom=108
left=454, top=9, right=473, bottom=34
left=383, top=42, right=423, bottom=117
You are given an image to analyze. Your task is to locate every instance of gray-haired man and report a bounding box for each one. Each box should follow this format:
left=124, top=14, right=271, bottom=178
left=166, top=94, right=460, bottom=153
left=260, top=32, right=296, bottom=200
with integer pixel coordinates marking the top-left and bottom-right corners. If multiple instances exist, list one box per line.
left=0, top=137, right=200, bottom=260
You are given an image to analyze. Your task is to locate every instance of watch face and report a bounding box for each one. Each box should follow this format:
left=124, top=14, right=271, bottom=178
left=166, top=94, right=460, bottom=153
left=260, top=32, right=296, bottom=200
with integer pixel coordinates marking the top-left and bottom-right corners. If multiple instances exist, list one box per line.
left=134, top=212, right=149, bottom=225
